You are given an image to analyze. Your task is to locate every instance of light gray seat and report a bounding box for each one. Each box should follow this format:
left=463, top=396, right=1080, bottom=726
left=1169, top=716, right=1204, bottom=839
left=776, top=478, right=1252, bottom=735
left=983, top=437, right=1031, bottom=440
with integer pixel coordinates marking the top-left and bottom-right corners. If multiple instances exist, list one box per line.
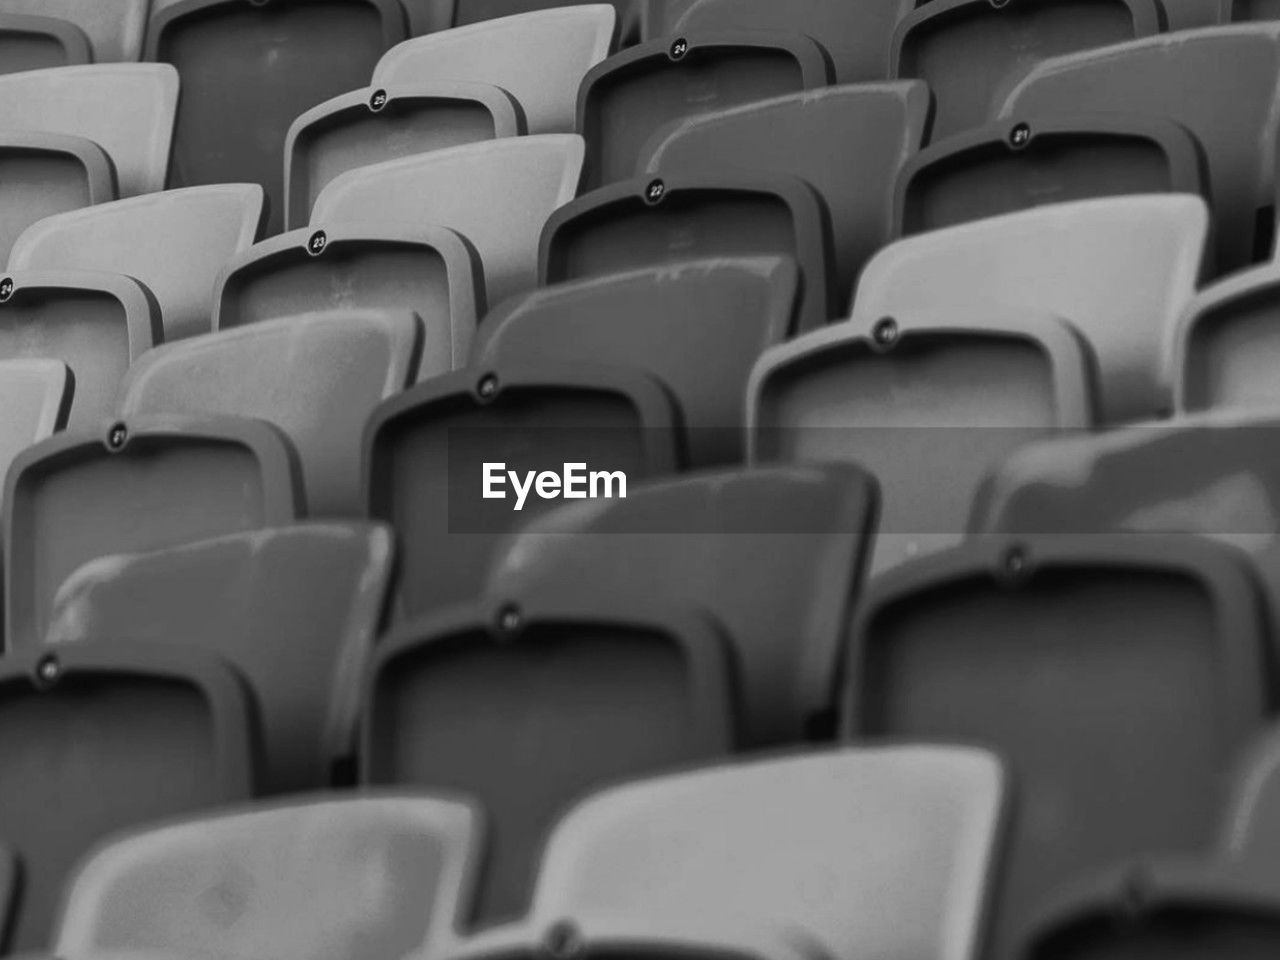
left=0, top=358, right=71, bottom=485
left=0, top=0, right=151, bottom=60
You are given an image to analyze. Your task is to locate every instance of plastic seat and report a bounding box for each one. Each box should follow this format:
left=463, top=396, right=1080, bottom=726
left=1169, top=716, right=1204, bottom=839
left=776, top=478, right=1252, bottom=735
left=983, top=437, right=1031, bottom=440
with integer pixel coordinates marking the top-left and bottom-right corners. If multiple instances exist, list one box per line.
left=577, top=33, right=830, bottom=188
left=374, top=6, right=617, bottom=134
left=0, top=64, right=177, bottom=197
left=0, top=271, right=159, bottom=429
left=0, top=0, right=151, bottom=61
left=364, top=363, right=679, bottom=623
left=54, top=795, right=478, bottom=960
left=120, top=310, right=419, bottom=516
left=3, top=416, right=303, bottom=651
left=0, top=843, right=13, bottom=951
left=0, top=132, right=116, bottom=263
left=642, top=84, right=930, bottom=305
left=999, top=25, right=1280, bottom=277
left=39, top=524, right=392, bottom=794
left=474, top=257, right=800, bottom=466
left=664, top=0, right=903, bottom=83
left=0, top=359, right=72, bottom=485
left=844, top=534, right=1271, bottom=960
left=748, top=308, right=1095, bottom=576
left=853, top=195, right=1210, bottom=424
left=399, top=0, right=633, bottom=36
left=361, top=595, right=737, bottom=925
left=895, top=115, right=1207, bottom=237
left=9, top=185, right=266, bottom=342
left=443, top=746, right=1005, bottom=960
left=0, top=12, right=90, bottom=75
left=212, top=223, right=483, bottom=381
left=485, top=464, right=878, bottom=745
left=539, top=174, right=832, bottom=332
left=892, top=0, right=1160, bottom=139
left=1174, top=263, right=1280, bottom=414
left=283, top=82, right=524, bottom=231
left=145, top=0, right=408, bottom=234
left=1225, top=0, right=1280, bottom=23
left=312, top=135, right=584, bottom=309
left=0, top=642, right=256, bottom=951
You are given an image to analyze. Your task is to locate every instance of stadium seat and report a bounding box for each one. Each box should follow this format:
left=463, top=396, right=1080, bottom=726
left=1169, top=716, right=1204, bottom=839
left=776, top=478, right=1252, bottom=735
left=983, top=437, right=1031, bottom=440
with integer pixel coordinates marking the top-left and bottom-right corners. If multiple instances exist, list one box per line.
left=894, top=115, right=1206, bottom=237
left=0, top=842, right=12, bottom=950
left=891, top=0, right=1161, bottom=139
left=398, top=0, right=632, bottom=36
left=998, top=25, right=1280, bottom=277
left=577, top=33, right=831, bottom=188
left=0, top=0, right=151, bottom=61
left=312, top=135, right=584, bottom=309
left=539, top=174, right=832, bottom=332
left=641, top=83, right=930, bottom=306
left=9, top=184, right=266, bottom=342
left=373, top=6, right=618, bottom=134
left=41, top=524, right=393, bottom=793
left=0, top=641, right=256, bottom=951
left=212, top=223, right=483, bottom=380
left=0, top=12, right=90, bottom=75
left=0, top=64, right=178, bottom=197
left=0, top=271, right=159, bottom=429
left=853, top=195, right=1210, bottom=424
left=145, top=0, right=409, bottom=234
left=364, top=363, right=680, bottom=623
left=361, top=595, right=737, bottom=925
left=844, top=535, right=1271, bottom=960
left=1174, top=263, right=1280, bottom=414
left=118, top=310, right=419, bottom=516
left=748, top=307, right=1095, bottom=576
left=662, top=0, right=903, bottom=82
left=54, top=795, right=478, bottom=960
left=1156, top=0, right=1229, bottom=28
left=474, top=257, right=800, bottom=466
left=440, top=746, right=1005, bottom=960
left=3, top=416, right=303, bottom=650
left=1226, top=0, right=1280, bottom=23
left=484, top=464, right=878, bottom=745
left=283, top=81, right=524, bottom=231
left=0, top=359, right=71, bottom=485
left=0, top=132, right=116, bottom=263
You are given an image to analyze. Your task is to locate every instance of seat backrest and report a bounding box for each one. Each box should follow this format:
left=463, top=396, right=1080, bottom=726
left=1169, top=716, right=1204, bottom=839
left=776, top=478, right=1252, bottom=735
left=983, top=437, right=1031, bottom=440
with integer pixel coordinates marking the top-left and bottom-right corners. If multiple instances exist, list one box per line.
left=853, top=195, right=1210, bottom=424
left=0, top=12, right=90, bottom=75
left=43, top=523, right=396, bottom=793
left=362, top=597, right=737, bottom=926
left=375, top=6, right=617, bottom=134
left=212, top=222, right=483, bottom=381
left=475, top=256, right=799, bottom=466
left=845, top=535, right=1271, bottom=960
left=642, top=83, right=930, bottom=305
left=0, top=359, right=71, bottom=485
left=312, top=135, right=584, bottom=309
left=0, top=64, right=178, bottom=196
left=3, top=416, right=303, bottom=650
left=0, top=642, right=256, bottom=951
left=9, top=185, right=265, bottom=342
left=118, top=310, right=420, bottom=516
left=0, top=0, right=151, bottom=61
left=0, top=270, right=159, bottom=429
left=485, top=463, right=878, bottom=745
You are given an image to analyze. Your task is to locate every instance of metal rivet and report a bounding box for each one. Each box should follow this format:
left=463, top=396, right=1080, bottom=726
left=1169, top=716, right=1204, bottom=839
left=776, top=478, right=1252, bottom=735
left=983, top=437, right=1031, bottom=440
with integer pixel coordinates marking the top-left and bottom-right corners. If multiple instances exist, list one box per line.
left=990, top=0, right=1011, bottom=8
left=1009, top=122, right=1031, bottom=149
left=872, top=317, right=899, bottom=348
left=543, top=920, right=583, bottom=960
left=644, top=178, right=666, bottom=206
left=0, top=277, right=13, bottom=303
left=669, top=37, right=689, bottom=61
left=1003, top=545, right=1029, bottom=581
left=496, top=603, right=523, bottom=637
left=106, top=422, right=128, bottom=452
left=35, top=654, right=61, bottom=689
left=369, top=88, right=388, bottom=112
left=307, top=230, right=328, bottom=256
left=477, top=373, right=500, bottom=401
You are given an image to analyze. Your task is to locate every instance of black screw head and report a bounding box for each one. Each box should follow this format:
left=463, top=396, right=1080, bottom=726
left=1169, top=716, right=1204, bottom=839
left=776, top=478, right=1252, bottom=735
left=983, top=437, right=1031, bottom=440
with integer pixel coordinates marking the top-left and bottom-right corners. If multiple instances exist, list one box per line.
left=35, top=654, right=61, bottom=689
left=990, top=0, right=1011, bottom=8
left=477, top=373, right=500, bottom=401
left=496, top=603, right=523, bottom=638
left=644, top=178, right=666, bottom=205
left=669, top=37, right=689, bottom=61
left=544, top=920, right=583, bottom=960
left=369, top=88, right=388, bottom=112
left=307, top=230, right=328, bottom=256
left=872, top=317, right=899, bottom=348
left=1002, top=545, right=1029, bottom=582
left=1009, top=122, right=1032, bottom=149
left=0, top=277, right=13, bottom=302
left=106, top=422, right=128, bottom=452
